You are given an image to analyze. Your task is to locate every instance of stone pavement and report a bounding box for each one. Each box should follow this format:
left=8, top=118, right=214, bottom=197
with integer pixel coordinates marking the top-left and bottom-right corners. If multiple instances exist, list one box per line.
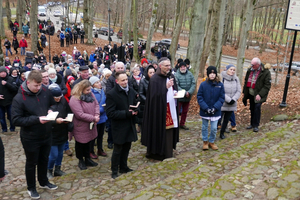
left=1, top=116, right=300, bottom=200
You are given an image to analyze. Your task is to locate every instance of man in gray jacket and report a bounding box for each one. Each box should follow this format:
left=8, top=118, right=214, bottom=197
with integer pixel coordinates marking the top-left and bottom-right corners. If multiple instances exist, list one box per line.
left=174, top=62, right=196, bottom=130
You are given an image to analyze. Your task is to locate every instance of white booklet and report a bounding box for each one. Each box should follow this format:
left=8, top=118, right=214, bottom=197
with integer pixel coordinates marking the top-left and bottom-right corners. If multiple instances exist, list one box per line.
left=40, top=111, right=59, bottom=121
left=62, top=114, right=74, bottom=122
left=174, top=90, right=186, bottom=99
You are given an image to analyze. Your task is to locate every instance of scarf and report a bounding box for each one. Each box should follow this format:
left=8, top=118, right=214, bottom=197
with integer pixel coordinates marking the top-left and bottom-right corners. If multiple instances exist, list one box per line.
left=49, top=76, right=57, bottom=83
left=119, top=84, right=129, bottom=95
left=246, top=67, right=261, bottom=89
left=80, top=93, right=95, bottom=103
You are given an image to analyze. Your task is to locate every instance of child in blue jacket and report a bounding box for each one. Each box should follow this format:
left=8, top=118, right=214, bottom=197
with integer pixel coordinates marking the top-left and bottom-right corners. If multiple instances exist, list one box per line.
left=89, top=76, right=108, bottom=158
left=197, top=66, right=225, bottom=151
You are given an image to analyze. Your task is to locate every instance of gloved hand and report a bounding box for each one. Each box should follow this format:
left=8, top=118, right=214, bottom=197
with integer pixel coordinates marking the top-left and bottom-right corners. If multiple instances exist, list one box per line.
left=205, top=108, right=211, bottom=114
left=228, top=100, right=235, bottom=105
left=210, top=108, right=216, bottom=115
left=242, top=98, right=247, bottom=106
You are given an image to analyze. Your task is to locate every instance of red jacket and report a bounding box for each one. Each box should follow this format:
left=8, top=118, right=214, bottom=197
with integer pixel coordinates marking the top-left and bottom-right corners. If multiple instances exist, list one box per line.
left=19, top=39, right=28, bottom=48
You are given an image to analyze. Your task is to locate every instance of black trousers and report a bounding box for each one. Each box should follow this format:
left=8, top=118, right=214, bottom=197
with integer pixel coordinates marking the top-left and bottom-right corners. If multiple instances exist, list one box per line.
left=60, top=39, right=64, bottom=47
left=80, top=37, right=84, bottom=43
left=220, top=111, right=233, bottom=134
left=21, top=137, right=51, bottom=190
left=0, top=137, right=4, bottom=178
left=66, top=40, right=69, bottom=47
left=111, top=142, right=131, bottom=174
left=249, top=95, right=262, bottom=127
left=75, top=140, right=91, bottom=160
left=74, top=38, right=77, bottom=44
left=90, top=123, right=105, bottom=153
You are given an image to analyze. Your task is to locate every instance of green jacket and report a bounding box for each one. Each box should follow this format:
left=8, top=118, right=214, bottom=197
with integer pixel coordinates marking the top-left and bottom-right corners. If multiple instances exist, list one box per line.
left=174, top=70, right=196, bottom=102
left=243, top=64, right=271, bottom=103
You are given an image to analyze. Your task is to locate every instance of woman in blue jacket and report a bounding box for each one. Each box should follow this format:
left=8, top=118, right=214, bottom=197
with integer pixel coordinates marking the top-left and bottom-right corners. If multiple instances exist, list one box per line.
left=89, top=76, right=108, bottom=158
left=197, top=66, right=225, bottom=151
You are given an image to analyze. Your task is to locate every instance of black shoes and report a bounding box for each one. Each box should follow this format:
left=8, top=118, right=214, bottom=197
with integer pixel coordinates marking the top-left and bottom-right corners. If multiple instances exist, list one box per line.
left=180, top=125, right=189, bottom=130
left=119, top=168, right=133, bottom=174
left=220, top=133, right=226, bottom=139
left=108, top=143, right=113, bottom=149
left=246, top=125, right=253, bottom=129
left=27, top=189, right=40, bottom=199
left=85, top=158, right=98, bottom=167
left=111, top=173, right=119, bottom=179
left=40, top=182, right=58, bottom=190
left=78, top=159, right=87, bottom=170
left=253, top=127, right=259, bottom=132
left=54, top=165, right=66, bottom=176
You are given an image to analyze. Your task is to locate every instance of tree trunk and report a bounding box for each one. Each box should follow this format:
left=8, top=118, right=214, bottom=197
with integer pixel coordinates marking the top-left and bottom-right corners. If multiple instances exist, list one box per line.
left=209, top=0, right=226, bottom=71
left=199, top=0, right=214, bottom=77
left=75, top=0, right=80, bottom=24
left=5, top=0, right=11, bottom=29
left=30, top=0, right=38, bottom=55
left=187, top=0, right=210, bottom=86
left=146, top=0, right=159, bottom=60
left=0, top=0, right=3, bottom=66
left=122, top=0, right=131, bottom=44
left=169, top=0, right=186, bottom=67
left=235, top=0, right=247, bottom=49
left=236, top=0, right=257, bottom=82
left=17, top=0, right=22, bottom=26
left=132, top=0, right=139, bottom=62
left=87, top=0, right=94, bottom=44
left=83, top=0, right=88, bottom=34
left=162, top=1, right=167, bottom=35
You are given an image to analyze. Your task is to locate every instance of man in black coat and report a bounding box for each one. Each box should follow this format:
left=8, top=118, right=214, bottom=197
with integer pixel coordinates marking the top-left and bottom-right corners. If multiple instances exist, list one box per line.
left=106, top=71, right=138, bottom=179
left=141, top=57, right=179, bottom=161
left=0, top=66, right=18, bottom=132
left=12, top=70, right=58, bottom=199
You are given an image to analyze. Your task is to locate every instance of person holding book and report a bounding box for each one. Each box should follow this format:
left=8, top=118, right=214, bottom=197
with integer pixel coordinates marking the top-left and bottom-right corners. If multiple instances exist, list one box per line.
left=69, top=80, right=100, bottom=170
left=47, top=84, right=72, bottom=179
left=141, top=57, right=179, bottom=161
left=106, top=71, right=139, bottom=179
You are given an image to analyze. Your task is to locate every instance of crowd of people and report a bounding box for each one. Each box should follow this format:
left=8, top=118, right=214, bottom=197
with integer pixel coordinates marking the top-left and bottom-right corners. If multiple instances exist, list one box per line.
left=0, top=32, right=272, bottom=200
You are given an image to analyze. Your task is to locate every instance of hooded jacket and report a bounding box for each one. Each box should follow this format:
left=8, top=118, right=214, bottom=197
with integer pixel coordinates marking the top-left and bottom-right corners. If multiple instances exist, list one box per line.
left=12, top=82, right=56, bottom=140
left=0, top=71, right=18, bottom=106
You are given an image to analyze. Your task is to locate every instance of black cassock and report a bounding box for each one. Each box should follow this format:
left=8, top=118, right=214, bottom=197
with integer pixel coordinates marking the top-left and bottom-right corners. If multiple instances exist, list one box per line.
left=141, top=70, right=179, bottom=159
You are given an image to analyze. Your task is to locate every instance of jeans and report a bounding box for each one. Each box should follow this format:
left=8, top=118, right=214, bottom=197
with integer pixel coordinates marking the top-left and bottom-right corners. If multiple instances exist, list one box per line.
left=5, top=48, right=12, bottom=56
left=21, top=137, right=51, bottom=190
left=48, top=143, right=65, bottom=169
left=64, top=141, right=69, bottom=151
left=21, top=47, right=26, bottom=55
left=249, top=95, right=262, bottom=127
left=202, top=118, right=218, bottom=143
left=0, top=104, right=15, bottom=132
left=230, top=112, right=236, bottom=126
left=178, top=101, right=190, bottom=126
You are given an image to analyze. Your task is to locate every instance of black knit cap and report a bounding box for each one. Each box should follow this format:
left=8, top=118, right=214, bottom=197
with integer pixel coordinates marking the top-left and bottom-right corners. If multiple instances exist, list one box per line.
left=206, top=66, right=217, bottom=77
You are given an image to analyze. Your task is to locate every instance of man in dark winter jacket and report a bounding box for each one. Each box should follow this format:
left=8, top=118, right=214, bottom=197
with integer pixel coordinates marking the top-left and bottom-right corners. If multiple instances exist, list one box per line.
left=106, top=71, right=138, bottom=179
left=0, top=66, right=18, bottom=132
left=4, top=39, right=13, bottom=56
left=11, top=70, right=58, bottom=199
left=243, top=57, right=271, bottom=132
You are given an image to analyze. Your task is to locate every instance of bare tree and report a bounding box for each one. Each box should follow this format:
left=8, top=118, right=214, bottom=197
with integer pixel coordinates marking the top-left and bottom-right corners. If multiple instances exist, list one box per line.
left=187, top=0, right=210, bottom=84
left=0, top=0, right=4, bottom=66
left=169, top=0, right=186, bottom=67
left=145, top=0, right=159, bottom=60
left=30, top=0, right=38, bottom=55
left=5, top=0, right=11, bottom=29
left=236, top=0, right=258, bottom=81
left=122, top=0, right=132, bottom=44
left=133, top=0, right=139, bottom=61
left=74, top=0, right=80, bottom=25
left=87, top=0, right=95, bottom=44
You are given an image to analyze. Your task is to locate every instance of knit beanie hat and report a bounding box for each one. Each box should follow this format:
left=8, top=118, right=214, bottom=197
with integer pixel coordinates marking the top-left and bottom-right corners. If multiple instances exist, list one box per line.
left=0, top=66, right=7, bottom=73
left=226, top=64, right=236, bottom=71
left=179, top=62, right=187, bottom=68
left=48, top=68, right=56, bottom=75
left=206, top=66, right=217, bottom=76
left=89, top=76, right=100, bottom=86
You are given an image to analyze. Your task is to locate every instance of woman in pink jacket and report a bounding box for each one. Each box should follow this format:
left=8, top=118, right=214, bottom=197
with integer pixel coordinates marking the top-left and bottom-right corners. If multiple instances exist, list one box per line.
left=69, top=80, right=100, bottom=170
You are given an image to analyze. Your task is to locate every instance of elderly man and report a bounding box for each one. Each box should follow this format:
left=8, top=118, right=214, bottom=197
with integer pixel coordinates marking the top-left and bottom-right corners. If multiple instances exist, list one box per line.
left=174, top=62, right=196, bottom=130
left=243, top=57, right=271, bottom=132
left=72, top=65, right=90, bottom=88
left=141, top=57, right=179, bottom=161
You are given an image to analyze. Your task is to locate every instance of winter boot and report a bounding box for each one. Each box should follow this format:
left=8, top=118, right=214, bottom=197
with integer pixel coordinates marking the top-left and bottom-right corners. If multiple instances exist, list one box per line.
left=47, top=169, right=53, bottom=179
left=231, top=126, right=237, bottom=132
left=54, top=165, right=66, bottom=176
left=203, top=141, right=209, bottom=150
left=85, top=158, right=98, bottom=167
left=220, top=132, right=226, bottom=139
left=78, top=159, right=87, bottom=170
left=209, top=142, right=218, bottom=150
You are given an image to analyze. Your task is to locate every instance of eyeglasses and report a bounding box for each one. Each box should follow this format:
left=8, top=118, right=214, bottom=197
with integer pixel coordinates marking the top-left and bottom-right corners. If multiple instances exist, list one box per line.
left=42, top=76, right=49, bottom=78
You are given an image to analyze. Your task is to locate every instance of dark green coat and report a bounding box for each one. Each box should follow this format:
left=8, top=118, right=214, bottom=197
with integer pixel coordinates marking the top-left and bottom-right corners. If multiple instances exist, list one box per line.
left=174, top=70, right=196, bottom=102
left=243, top=64, right=271, bottom=103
